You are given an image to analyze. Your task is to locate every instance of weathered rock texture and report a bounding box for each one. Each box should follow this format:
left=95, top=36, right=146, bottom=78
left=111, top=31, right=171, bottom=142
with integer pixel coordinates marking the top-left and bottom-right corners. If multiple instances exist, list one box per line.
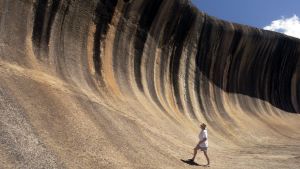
left=0, top=0, right=300, bottom=168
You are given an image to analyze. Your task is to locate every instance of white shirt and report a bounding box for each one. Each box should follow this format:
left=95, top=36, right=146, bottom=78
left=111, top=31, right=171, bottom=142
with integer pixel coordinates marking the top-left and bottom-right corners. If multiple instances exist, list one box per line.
left=199, top=129, right=208, bottom=147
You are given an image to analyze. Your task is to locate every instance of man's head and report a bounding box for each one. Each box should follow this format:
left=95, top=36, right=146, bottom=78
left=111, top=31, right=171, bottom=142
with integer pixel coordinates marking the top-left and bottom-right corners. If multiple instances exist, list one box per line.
left=200, top=123, right=206, bottom=129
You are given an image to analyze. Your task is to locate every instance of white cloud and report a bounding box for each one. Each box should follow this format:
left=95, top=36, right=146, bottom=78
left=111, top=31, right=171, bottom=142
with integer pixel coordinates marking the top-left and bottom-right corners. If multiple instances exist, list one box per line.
left=263, top=15, right=300, bottom=39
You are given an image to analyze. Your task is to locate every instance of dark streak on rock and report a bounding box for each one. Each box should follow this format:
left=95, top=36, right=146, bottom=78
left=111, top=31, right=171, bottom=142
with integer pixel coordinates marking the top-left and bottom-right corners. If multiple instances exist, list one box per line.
left=133, top=0, right=163, bottom=91
left=93, top=0, right=118, bottom=75
left=45, top=0, right=60, bottom=46
left=169, top=4, right=196, bottom=112
left=32, top=0, right=60, bottom=57
left=195, top=14, right=210, bottom=114
left=32, top=0, right=48, bottom=50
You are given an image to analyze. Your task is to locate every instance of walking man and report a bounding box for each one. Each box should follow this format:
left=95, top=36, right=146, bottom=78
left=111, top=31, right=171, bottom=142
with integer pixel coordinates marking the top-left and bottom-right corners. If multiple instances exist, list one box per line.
left=189, top=123, right=210, bottom=166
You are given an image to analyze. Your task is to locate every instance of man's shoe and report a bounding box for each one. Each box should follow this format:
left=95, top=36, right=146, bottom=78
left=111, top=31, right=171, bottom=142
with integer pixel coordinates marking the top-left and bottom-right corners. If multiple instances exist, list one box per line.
left=204, top=164, right=210, bottom=167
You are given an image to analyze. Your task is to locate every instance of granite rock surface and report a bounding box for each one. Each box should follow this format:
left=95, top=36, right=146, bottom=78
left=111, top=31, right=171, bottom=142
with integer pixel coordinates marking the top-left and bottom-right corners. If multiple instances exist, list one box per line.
left=0, top=0, right=299, bottom=168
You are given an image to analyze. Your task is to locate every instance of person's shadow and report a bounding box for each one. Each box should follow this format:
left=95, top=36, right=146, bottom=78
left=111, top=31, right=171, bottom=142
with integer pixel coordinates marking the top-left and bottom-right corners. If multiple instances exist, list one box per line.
left=180, top=159, right=209, bottom=167
left=181, top=159, right=200, bottom=166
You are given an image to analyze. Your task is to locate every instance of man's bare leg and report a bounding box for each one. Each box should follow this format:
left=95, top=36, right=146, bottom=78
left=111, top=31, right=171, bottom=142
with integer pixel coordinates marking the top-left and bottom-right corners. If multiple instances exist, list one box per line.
left=203, top=150, right=210, bottom=166
left=191, top=147, right=198, bottom=161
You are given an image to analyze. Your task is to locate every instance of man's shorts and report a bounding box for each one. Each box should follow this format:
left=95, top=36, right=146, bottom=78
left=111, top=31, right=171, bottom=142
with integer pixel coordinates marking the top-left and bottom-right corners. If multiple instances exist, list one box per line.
left=196, top=145, right=208, bottom=151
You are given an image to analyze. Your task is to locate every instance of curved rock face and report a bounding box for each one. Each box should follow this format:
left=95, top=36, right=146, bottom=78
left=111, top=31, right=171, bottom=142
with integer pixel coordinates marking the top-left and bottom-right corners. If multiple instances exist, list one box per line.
left=0, top=0, right=300, bottom=168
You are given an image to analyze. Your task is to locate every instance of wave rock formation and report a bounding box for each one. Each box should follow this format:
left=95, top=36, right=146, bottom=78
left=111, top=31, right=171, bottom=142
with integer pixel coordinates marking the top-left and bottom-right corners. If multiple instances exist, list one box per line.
left=0, top=0, right=300, bottom=168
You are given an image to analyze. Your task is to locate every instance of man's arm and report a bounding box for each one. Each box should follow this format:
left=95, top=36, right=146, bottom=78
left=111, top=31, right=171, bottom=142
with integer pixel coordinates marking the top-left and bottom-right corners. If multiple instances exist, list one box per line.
left=197, top=138, right=207, bottom=146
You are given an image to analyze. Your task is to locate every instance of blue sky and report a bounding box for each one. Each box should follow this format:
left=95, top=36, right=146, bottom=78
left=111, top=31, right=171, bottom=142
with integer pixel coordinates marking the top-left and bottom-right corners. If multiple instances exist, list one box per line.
left=191, top=0, right=300, bottom=39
